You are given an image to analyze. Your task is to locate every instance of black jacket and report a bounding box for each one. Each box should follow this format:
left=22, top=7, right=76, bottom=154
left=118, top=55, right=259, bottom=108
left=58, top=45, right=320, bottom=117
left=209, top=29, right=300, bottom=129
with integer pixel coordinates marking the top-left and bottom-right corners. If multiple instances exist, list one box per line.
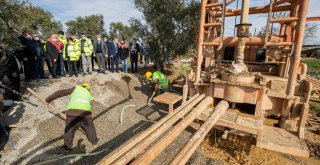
left=119, top=47, right=129, bottom=60
left=129, top=43, right=140, bottom=54
left=46, top=41, right=59, bottom=60
left=18, top=35, right=34, bottom=59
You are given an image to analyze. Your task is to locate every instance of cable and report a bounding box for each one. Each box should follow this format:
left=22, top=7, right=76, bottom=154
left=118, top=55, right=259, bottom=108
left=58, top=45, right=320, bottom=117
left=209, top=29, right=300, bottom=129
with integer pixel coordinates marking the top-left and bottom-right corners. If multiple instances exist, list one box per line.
left=33, top=145, right=114, bottom=165
left=119, top=105, right=136, bottom=124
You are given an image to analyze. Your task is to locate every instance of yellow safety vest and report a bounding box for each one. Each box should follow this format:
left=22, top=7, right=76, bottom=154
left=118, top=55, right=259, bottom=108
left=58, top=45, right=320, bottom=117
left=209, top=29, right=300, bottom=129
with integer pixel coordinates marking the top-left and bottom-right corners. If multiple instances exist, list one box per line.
left=78, top=38, right=93, bottom=56
left=67, top=86, right=93, bottom=111
left=67, top=42, right=80, bottom=61
left=59, top=36, right=68, bottom=59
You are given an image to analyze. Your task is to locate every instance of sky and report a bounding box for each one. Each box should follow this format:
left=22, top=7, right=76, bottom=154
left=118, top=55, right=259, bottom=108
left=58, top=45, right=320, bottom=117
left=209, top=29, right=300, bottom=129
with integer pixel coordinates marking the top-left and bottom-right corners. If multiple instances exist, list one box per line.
left=31, top=0, right=320, bottom=44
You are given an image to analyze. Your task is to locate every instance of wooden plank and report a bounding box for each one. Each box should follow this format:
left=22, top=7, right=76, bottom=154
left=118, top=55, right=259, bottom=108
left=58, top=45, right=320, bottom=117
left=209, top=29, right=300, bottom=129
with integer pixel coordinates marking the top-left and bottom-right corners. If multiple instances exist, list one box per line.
left=257, top=126, right=309, bottom=158
left=153, top=92, right=182, bottom=105
left=257, top=141, right=309, bottom=158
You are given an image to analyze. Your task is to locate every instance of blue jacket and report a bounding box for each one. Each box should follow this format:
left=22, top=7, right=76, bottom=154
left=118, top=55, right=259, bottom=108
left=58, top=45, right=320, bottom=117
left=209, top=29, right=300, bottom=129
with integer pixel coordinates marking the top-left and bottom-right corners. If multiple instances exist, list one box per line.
left=108, top=41, right=119, bottom=57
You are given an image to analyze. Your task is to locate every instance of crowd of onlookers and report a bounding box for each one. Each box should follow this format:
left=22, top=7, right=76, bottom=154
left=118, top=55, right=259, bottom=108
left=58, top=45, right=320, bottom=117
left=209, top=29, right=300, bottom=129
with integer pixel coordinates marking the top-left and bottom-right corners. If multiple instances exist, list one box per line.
left=1, top=29, right=150, bottom=97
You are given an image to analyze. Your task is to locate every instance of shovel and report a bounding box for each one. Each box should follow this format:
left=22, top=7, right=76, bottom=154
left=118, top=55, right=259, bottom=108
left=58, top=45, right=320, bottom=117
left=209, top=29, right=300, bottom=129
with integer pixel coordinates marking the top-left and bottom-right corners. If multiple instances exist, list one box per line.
left=147, top=92, right=156, bottom=107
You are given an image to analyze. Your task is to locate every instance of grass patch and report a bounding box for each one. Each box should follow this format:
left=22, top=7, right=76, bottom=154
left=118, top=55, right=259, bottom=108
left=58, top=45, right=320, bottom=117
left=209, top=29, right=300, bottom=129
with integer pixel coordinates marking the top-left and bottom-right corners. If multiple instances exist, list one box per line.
left=301, top=58, right=320, bottom=72
left=310, top=102, right=320, bottom=115
left=301, top=58, right=320, bottom=80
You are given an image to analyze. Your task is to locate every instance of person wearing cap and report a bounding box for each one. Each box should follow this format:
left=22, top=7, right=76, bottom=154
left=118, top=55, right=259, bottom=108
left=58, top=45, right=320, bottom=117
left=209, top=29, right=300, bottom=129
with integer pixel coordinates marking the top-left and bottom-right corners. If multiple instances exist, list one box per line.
left=145, top=71, right=170, bottom=96
left=45, top=83, right=99, bottom=151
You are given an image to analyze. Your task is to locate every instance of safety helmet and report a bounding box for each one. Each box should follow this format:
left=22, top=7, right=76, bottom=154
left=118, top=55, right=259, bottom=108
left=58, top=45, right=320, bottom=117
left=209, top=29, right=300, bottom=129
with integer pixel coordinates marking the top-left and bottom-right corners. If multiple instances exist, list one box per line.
left=81, top=83, right=92, bottom=93
left=145, top=71, right=153, bottom=81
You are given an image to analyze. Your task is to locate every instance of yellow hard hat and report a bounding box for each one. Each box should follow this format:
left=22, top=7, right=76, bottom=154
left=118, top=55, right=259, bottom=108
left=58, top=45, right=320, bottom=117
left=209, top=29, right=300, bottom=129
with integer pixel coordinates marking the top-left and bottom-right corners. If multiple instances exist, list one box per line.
left=81, top=83, right=92, bottom=93
left=145, top=71, right=152, bottom=81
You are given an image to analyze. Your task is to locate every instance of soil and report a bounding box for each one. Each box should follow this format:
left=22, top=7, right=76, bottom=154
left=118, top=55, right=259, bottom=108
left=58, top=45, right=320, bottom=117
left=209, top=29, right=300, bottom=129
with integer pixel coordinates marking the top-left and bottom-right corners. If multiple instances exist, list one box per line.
left=0, top=71, right=319, bottom=165
left=201, top=129, right=320, bottom=165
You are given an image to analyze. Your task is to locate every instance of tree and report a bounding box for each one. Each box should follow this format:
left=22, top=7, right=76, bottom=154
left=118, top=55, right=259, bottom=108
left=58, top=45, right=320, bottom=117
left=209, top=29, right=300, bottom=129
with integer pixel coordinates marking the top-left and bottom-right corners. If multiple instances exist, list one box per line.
left=109, top=22, right=132, bottom=40
left=134, top=0, right=200, bottom=70
left=256, top=12, right=319, bottom=44
left=66, top=14, right=105, bottom=36
left=0, top=0, right=62, bottom=47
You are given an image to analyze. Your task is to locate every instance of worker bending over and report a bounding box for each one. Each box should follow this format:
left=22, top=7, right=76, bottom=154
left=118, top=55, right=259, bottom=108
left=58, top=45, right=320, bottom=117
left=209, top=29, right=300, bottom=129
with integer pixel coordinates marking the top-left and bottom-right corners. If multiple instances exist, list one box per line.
left=145, top=71, right=170, bottom=96
left=46, top=83, right=99, bottom=151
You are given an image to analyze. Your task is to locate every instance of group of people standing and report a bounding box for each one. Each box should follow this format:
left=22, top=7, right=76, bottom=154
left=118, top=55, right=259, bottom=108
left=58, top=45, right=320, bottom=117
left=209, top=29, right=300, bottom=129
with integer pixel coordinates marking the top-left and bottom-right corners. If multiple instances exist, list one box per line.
left=14, top=29, right=148, bottom=80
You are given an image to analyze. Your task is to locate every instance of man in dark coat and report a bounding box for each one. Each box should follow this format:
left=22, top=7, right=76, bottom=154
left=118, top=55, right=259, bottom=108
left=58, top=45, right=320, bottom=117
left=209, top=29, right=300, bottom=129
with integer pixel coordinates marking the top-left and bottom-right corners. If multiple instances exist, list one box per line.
left=46, top=34, right=61, bottom=78
left=18, top=29, right=35, bottom=81
left=32, top=33, right=46, bottom=79
left=108, top=38, right=119, bottom=72
left=129, top=38, right=140, bottom=73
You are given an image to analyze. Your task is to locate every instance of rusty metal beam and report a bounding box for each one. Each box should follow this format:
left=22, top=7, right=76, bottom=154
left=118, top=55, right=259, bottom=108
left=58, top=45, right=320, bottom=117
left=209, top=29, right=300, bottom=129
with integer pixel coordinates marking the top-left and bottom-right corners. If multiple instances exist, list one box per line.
left=214, top=5, right=292, bottom=17
left=271, top=17, right=299, bottom=23
left=195, top=0, right=207, bottom=83
left=282, top=0, right=309, bottom=117
left=307, top=17, right=320, bottom=22
left=226, top=0, right=235, bottom=6
left=203, top=36, right=284, bottom=47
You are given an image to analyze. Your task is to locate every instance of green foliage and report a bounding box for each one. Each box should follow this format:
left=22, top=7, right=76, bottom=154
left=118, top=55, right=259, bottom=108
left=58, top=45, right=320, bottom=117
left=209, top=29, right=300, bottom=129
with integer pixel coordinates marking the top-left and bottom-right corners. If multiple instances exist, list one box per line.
left=66, top=15, right=105, bottom=37
left=310, top=102, right=320, bottom=114
left=109, top=22, right=132, bottom=40
left=134, top=0, right=200, bottom=70
left=301, top=58, right=320, bottom=71
left=301, top=58, right=320, bottom=80
left=0, top=0, right=62, bottom=47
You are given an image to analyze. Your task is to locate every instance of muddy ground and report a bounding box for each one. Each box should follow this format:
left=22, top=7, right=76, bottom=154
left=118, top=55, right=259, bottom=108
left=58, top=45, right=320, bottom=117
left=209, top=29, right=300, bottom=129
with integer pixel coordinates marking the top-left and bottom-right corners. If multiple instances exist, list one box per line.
left=0, top=71, right=319, bottom=165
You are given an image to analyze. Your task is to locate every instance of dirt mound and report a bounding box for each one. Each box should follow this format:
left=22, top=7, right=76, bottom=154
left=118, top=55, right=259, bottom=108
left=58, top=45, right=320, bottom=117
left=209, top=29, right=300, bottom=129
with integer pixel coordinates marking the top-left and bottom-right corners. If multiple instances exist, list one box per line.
left=0, top=72, right=151, bottom=164
left=201, top=129, right=320, bottom=165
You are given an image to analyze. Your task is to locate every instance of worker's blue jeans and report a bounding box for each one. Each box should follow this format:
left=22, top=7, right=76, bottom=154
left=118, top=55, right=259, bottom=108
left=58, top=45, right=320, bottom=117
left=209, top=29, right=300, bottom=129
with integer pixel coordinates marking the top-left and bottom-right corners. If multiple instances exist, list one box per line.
left=122, top=59, right=128, bottom=73
left=111, top=54, right=119, bottom=72
left=57, top=53, right=65, bottom=76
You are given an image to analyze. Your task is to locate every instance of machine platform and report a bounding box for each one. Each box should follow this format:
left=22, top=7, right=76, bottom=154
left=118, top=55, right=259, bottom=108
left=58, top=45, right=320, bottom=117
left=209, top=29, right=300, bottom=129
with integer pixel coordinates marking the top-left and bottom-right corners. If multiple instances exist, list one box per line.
left=257, top=126, right=310, bottom=158
left=153, top=92, right=182, bottom=112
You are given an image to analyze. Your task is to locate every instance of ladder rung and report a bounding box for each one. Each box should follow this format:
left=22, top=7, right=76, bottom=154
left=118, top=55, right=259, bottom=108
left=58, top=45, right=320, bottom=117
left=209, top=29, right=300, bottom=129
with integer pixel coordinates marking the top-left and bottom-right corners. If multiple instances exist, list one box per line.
left=203, top=22, right=222, bottom=27
left=205, top=2, right=224, bottom=8
left=265, top=42, right=293, bottom=47
left=202, top=42, right=220, bottom=46
left=271, top=17, right=299, bottom=23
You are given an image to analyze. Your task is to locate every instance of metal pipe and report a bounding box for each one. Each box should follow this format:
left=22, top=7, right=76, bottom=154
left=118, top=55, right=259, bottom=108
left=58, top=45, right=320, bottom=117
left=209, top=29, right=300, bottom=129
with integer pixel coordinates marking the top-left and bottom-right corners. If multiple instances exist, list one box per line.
left=213, top=5, right=291, bottom=17
left=282, top=0, right=309, bottom=117
left=130, top=97, right=213, bottom=165
left=169, top=100, right=229, bottom=165
left=240, top=0, right=250, bottom=23
left=230, top=0, right=250, bottom=74
left=203, top=36, right=285, bottom=46
left=195, top=0, right=207, bottom=83
left=265, top=0, right=275, bottom=45
left=109, top=95, right=206, bottom=165
left=99, top=94, right=201, bottom=164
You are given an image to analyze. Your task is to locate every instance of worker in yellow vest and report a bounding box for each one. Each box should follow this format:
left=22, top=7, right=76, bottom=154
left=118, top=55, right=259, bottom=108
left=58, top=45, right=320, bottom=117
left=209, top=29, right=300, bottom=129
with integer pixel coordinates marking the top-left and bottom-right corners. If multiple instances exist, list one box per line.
left=58, top=31, right=68, bottom=75
left=78, top=33, right=93, bottom=75
left=71, top=35, right=82, bottom=73
left=145, top=71, right=170, bottom=96
left=46, top=83, right=99, bottom=151
left=66, top=37, right=80, bottom=77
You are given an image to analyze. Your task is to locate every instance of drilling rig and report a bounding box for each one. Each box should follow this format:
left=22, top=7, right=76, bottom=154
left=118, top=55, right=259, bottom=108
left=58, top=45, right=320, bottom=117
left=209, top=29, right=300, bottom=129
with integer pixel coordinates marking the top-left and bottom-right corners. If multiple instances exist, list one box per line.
left=186, top=0, right=320, bottom=157
left=100, top=1, right=320, bottom=164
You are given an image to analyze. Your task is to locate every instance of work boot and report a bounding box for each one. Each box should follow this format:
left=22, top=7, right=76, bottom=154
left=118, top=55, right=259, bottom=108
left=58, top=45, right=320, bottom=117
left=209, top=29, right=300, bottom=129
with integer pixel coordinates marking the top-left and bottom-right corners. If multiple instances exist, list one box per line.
left=63, top=145, right=72, bottom=151
left=92, top=138, right=100, bottom=148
